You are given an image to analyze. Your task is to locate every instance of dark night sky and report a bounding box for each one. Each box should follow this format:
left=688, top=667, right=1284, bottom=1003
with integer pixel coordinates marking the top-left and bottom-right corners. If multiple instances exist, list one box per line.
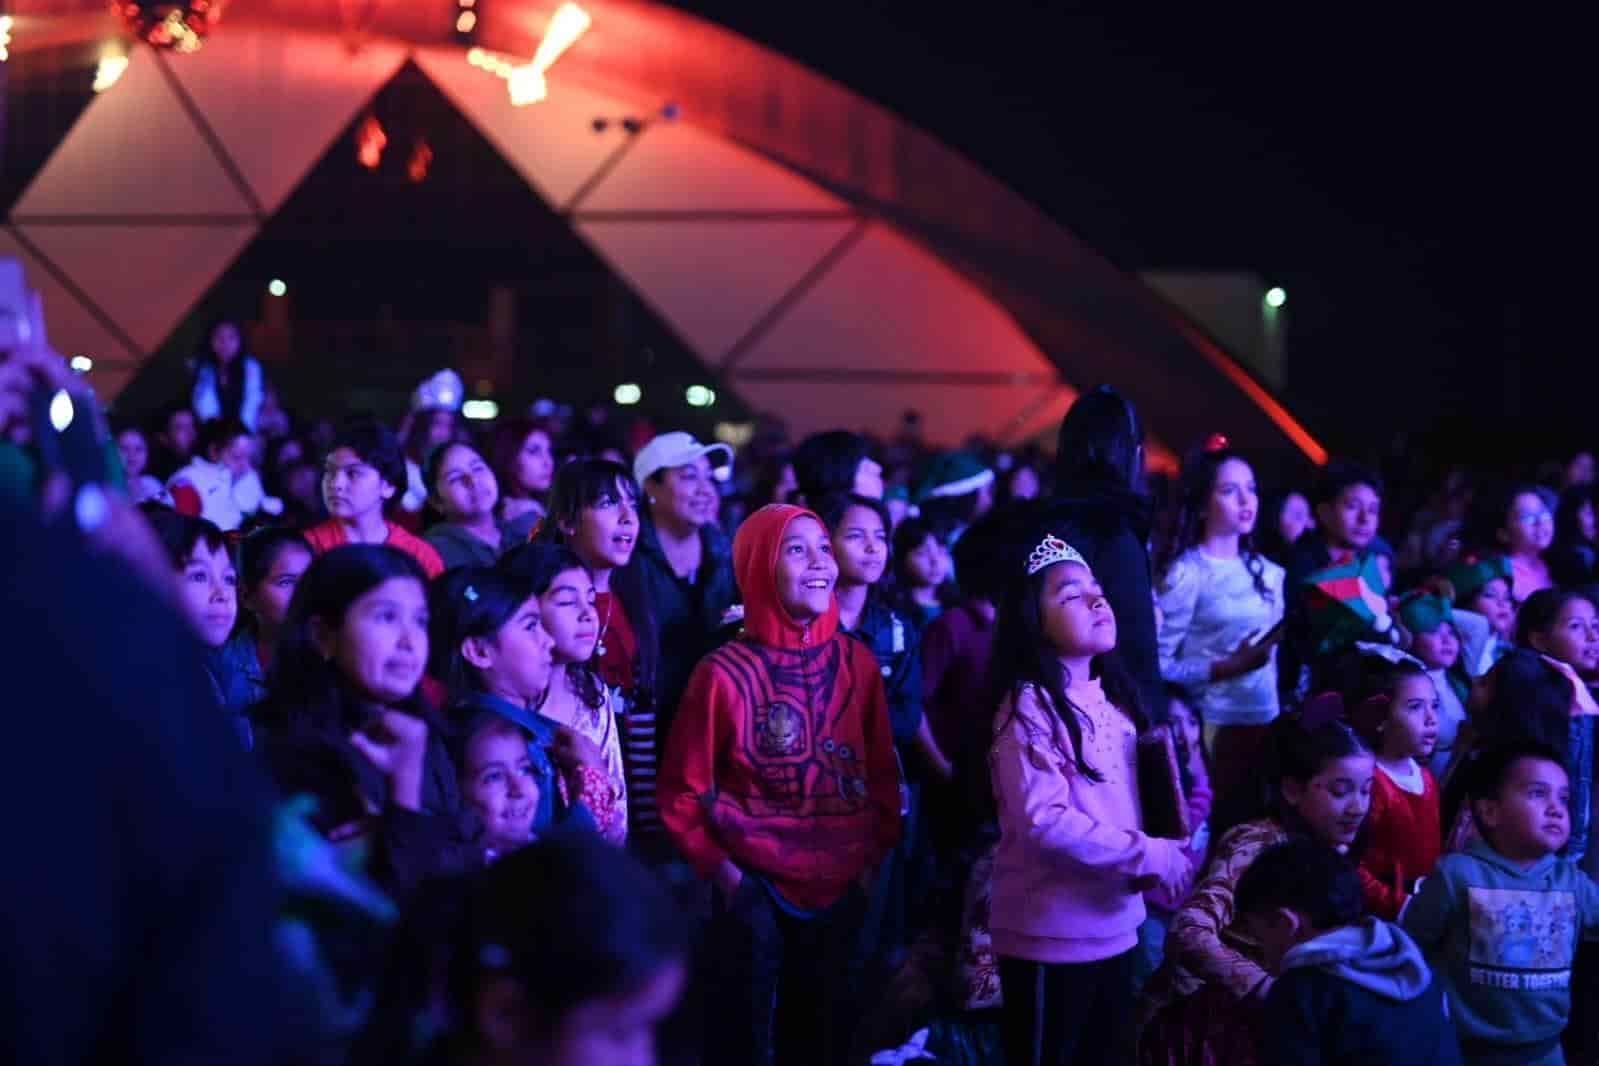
left=673, top=3, right=1591, bottom=460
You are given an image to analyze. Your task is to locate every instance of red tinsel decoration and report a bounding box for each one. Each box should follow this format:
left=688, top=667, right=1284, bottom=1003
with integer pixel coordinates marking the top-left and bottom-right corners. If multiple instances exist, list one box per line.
left=115, top=0, right=222, bottom=52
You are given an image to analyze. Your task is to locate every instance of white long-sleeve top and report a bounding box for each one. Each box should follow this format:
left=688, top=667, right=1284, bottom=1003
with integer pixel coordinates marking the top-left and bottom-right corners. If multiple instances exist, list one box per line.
left=1156, top=548, right=1285, bottom=727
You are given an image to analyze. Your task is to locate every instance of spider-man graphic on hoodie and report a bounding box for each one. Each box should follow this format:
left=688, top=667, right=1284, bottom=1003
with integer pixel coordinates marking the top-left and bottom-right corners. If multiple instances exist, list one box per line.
left=659, top=504, right=902, bottom=909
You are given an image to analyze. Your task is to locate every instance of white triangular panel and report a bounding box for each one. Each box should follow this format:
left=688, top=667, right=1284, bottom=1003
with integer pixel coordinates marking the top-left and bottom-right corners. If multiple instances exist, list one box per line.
left=0, top=228, right=140, bottom=388
left=727, top=379, right=1045, bottom=448
left=736, top=223, right=1054, bottom=375
left=11, top=47, right=253, bottom=219
left=579, top=118, right=848, bottom=214
left=413, top=47, right=639, bottom=208
left=164, top=28, right=410, bottom=215
left=577, top=218, right=856, bottom=361
left=14, top=223, right=257, bottom=352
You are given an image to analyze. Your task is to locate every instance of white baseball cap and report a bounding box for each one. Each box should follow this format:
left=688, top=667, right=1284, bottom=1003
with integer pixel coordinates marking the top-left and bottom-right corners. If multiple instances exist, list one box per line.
left=634, top=431, right=733, bottom=485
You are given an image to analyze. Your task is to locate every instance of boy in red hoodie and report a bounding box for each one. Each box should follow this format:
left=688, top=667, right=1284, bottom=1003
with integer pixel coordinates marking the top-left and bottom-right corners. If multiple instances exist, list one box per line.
left=660, top=503, right=901, bottom=1066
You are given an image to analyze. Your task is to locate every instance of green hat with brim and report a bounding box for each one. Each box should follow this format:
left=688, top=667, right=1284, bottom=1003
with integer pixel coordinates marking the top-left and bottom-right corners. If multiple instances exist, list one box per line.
left=1444, top=556, right=1512, bottom=606
left=914, top=451, right=995, bottom=504
left=1398, top=592, right=1453, bottom=635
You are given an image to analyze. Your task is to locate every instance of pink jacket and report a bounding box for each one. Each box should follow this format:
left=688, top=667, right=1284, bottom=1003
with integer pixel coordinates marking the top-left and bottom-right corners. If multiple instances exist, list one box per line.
left=988, top=682, right=1189, bottom=963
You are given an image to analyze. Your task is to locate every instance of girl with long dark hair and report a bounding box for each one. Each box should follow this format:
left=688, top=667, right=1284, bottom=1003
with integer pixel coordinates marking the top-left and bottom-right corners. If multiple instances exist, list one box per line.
left=488, top=415, right=558, bottom=538
left=501, top=541, right=629, bottom=842
left=252, top=545, right=476, bottom=897
left=535, top=459, right=663, bottom=844
left=984, top=531, right=1192, bottom=1066
left=1139, top=711, right=1373, bottom=1064
left=428, top=565, right=621, bottom=843
left=1048, top=385, right=1165, bottom=718
left=1156, top=441, right=1285, bottom=804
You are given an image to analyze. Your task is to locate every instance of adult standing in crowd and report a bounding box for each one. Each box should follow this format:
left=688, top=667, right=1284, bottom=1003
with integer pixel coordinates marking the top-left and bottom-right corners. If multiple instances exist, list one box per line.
left=632, top=432, right=739, bottom=740
left=1046, top=385, right=1165, bottom=717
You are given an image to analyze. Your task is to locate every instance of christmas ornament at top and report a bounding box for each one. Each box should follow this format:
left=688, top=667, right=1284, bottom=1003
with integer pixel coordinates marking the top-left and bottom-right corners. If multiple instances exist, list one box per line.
left=115, top=0, right=223, bottom=53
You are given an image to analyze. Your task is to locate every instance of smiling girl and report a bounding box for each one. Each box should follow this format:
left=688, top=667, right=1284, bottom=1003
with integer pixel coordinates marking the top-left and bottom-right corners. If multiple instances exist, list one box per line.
left=659, top=504, right=900, bottom=1066
left=430, top=566, right=620, bottom=843
left=1140, top=711, right=1374, bottom=1063
left=536, top=459, right=662, bottom=843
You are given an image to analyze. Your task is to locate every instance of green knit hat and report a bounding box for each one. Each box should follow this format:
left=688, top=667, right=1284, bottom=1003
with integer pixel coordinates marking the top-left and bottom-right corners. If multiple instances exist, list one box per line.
left=1398, top=592, right=1453, bottom=635
left=1445, top=556, right=1512, bottom=606
left=914, top=451, right=994, bottom=504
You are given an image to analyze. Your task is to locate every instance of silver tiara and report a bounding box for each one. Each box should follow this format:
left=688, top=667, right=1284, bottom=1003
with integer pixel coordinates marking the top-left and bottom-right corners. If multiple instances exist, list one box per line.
left=1027, top=534, right=1087, bottom=576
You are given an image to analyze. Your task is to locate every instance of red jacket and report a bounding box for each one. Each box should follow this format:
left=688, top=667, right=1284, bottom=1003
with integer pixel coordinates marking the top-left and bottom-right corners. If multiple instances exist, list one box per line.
left=1358, top=763, right=1441, bottom=919
left=659, top=504, right=901, bottom=909
left=302, top=519, right=445, bottom=579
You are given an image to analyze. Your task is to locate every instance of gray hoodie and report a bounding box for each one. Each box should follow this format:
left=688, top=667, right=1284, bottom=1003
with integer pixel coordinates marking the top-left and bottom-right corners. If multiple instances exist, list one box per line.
left=1282, top=916, right=1432, bottom=1000
left=1265, top=917, right=1462, bottom=1066
left=1403, top=838, right=1599, bottom=1059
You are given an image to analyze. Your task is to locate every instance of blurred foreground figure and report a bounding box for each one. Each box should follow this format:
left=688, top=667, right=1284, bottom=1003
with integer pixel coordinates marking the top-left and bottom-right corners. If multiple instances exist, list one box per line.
left=0, top=501, right=286, bottom=1064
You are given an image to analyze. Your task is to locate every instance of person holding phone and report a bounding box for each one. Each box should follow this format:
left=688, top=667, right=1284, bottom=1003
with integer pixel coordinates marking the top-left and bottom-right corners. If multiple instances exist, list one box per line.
left=1156, top=440, right=1286, bottom=808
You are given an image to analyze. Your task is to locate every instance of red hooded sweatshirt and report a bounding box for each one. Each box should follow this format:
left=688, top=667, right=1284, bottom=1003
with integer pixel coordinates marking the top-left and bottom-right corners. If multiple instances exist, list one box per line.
left=659, top=504, right=901, bottom=909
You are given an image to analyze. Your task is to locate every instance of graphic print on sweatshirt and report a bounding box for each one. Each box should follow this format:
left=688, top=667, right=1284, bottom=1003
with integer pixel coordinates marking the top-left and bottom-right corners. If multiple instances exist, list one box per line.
left=1467, top=887, right=1579, bottom=990
left=718, top=639, right=871, bottom=820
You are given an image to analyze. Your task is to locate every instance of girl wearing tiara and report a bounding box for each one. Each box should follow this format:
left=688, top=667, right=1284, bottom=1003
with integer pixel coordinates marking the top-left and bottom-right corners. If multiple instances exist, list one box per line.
left=984, top=531, right=1192, bottom=1065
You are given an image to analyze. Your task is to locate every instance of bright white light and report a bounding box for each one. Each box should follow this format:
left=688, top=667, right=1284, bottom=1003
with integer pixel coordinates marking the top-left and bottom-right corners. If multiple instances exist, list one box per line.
left=49, top=389, right=74, bottom=432
left=93, top=51, right=129, bottom=93
left=268, top=279, right=287, bottom=297
left=455, top=10, right=477, bottom=33
left=507, top=2, right=591, bottom=106
left=685, top=385, right=716, bottom=408
left=531, top=3, right=591, bottom=71
left=1265, top=286, right=1287, bottom=309
left=0, top=16, right=13, bottom=63
left=613, top=383, right=642, bottom=406
left=69, top=355, right=93, bottom=373
left=462, top=399, right=500, bottom=420
left=507, top=64, right=548, bottom=106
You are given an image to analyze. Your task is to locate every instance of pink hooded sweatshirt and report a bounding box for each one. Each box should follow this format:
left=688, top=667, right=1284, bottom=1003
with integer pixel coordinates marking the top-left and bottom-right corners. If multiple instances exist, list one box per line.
left=989, top=680, right=1190, bottom=963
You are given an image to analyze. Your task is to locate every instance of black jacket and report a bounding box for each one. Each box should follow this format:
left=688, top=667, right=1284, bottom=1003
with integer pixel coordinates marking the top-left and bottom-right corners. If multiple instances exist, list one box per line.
left=255, top=688, right=482, bottom=901
left=0, top=505, right=286, bottom=1065
left=635, top=518, right=738, bottom=734
left=848, top=595, right=924, bottom=746
left=1042, top=478, right=1164, bottom=719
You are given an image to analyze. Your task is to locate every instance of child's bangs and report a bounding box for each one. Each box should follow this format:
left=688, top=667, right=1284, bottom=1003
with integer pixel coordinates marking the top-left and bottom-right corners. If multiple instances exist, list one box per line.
left=568, top=462, right=638, bottom=511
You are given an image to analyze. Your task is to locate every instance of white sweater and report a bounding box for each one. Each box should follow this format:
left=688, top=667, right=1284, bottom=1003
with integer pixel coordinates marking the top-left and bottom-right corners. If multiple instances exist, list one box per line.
left=1157, top=548, right=1285, bottom=727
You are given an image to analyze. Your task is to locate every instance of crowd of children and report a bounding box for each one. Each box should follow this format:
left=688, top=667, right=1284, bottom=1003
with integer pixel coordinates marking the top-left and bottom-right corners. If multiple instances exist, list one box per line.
left=12, top=306, right=1599, bottom=1066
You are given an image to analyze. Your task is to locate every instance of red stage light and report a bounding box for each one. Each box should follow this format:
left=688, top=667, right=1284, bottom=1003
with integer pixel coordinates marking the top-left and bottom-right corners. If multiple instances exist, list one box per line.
left=355, top=114, right=387, bottom=169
